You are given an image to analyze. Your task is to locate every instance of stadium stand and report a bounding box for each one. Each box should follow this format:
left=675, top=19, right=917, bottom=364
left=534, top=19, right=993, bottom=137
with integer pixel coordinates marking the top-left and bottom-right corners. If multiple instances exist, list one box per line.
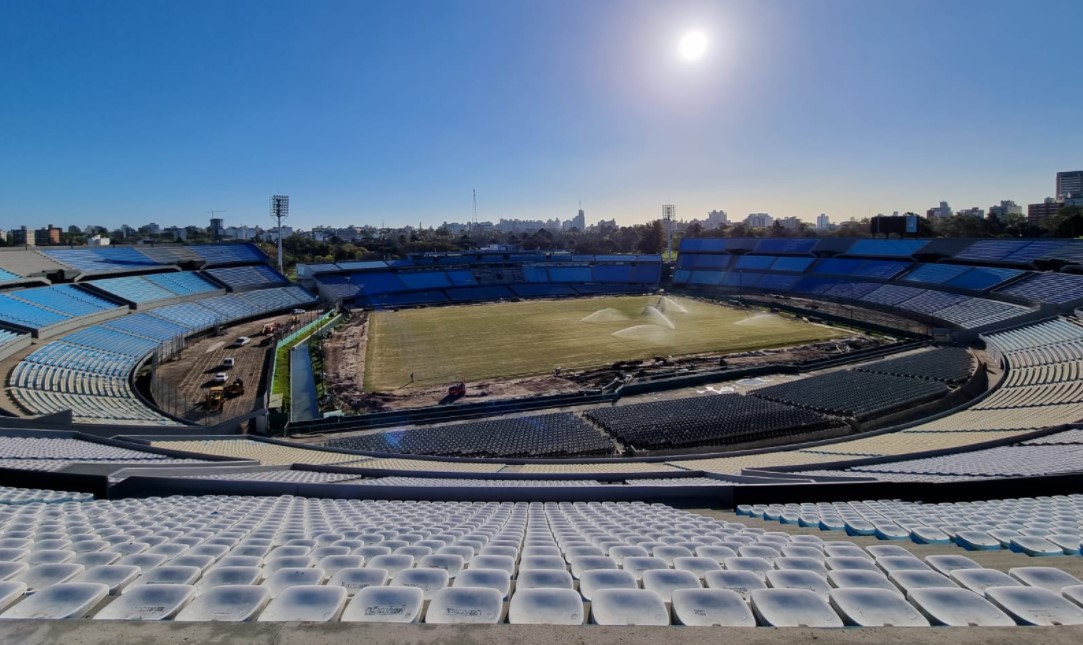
left=323, top=414, right=613, bottom=458
left=7, top=284, right=316, bottom=424
left=0, top=495, right=1069, bottom=626
left=584, top=396, right=839, bottom=451
left=205, top=265, right=290, bottom=291
left=750, top=371, right=948, bottom=420
left=86, top=271, right=222, bottom=306
left=854, top=347, right=974, bottom=383
left=742, top=494, right=1083, bottom=559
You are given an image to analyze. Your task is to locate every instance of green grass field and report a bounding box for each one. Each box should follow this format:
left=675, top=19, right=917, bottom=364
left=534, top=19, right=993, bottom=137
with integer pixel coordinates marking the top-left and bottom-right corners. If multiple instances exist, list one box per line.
left=364, top=295, right=845, bottom=391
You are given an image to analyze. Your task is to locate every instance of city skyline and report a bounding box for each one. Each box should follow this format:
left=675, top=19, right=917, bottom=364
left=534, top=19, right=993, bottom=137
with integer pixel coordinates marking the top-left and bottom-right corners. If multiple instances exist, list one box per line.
left=2, top=0, right=1082, bottom=230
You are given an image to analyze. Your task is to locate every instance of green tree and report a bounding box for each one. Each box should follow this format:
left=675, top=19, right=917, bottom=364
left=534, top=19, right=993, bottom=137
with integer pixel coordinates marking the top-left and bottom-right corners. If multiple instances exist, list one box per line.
left=637, top=220, right=665, bottom=254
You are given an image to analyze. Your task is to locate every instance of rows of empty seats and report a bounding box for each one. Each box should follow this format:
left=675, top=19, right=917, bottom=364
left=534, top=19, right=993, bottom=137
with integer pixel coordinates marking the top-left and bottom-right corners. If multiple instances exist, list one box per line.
left=0, top=495, right=1079, bottom=625
left=205, top=265, right=290, bottom=291
left=42, top=248, right=162, bottom=275
left=742, top=496, right=1083, bottom=559
left=0, top=330, right=28, bottom=354
left=751, top=371, right=948, bottom=420
left=323, top=414, right=613, bottom=459
left=85, top=272, right=221, bottom=305
left=854, top=347, right=975, bottom=383
left=584, top=395, right=838, bottom=451
left=0, top=436, right=211, bottom=471
left=0, top=485, right=93, bottom=504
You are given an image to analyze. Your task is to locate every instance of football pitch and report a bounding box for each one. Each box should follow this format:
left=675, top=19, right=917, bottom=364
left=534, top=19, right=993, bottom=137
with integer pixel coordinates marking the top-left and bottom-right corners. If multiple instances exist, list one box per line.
left=363, top=295, right=845, bottom=391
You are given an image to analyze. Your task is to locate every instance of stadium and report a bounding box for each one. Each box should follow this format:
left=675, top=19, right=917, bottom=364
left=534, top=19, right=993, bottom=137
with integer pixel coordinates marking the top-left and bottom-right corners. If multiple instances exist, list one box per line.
left=1, top=238, right=1083, bottom=638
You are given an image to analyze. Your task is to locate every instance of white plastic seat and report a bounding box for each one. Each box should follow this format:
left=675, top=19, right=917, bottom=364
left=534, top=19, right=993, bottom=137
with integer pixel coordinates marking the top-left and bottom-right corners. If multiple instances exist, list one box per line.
left=651, top=545, right=693, bottom=565
left=0, top=582, right=108, bottom=619
left=750, top=588, right=843, bottom=628
left=0, top=581, right=25, bottom=613
left=590, top=588, right=669, bottom=626
left=116, top=553, right=168, bottom=572
left=908, top=587, right=1015, bottom=626
left=889, top=570, right=959, bottom=594
left=262, top=556, right=315, bottom=575
left=74, top=552, right=120, bottom=569
left=827, top=569, right=896, bottom=592
left=925, top=555, right=981, bottom=576
left=418, top=554, right=464, bottom=578
left=578, top=569, right=637, bottom=601
left=607, top=545, right=649, bottom=564
left=876, top=556, right=931, bottom=573
left=1008, top=566, right=1083, bottom=593
left=0, top=562, right=27, bottom=582
left=984, top=585, right=1083, bottom=626
left=704, top=570, right=766, bottom=601
left=0, top=550, right=28, bottom=563
left=73, top=565, right=140, bottom=595
left=391, top=567, right=449, bottom=600
left=1062, top=585, right=1083, bottom=609
left=765, top=569, right=831, bottom=599
left=519, top=556, right=566, bottom=572
left=620, top=556, right=668, bottom=581
left=341, top=585, right=424, bottom=623
left=468, top=555, right=514, bottom=576
left=425, top=586, right=504, bottom=624
left=27, top=550, right=75, bottom=566
left=195, top=566, right=261, bottom=594
left=95, top=583, right=195, bottom=620
left=328, top=567, right=389, bottom=595
left=641, top=569, right=700, bottom=603
left=128, top=565, right=201, bottom=588
left=722, top=557, right=773, bottom=577
left=508, top=588, right=584, bottom=625
left=670, top=588, right=754, bottom=626
left=453, top=568, right=511, bottom=599
left=18, top=563, right=85, bottom=592
left=694, top=545, right=737, bottom=563
left=515, top=569, right=574, bottom=591
left=672, top=556, right=721, bottom=579
left=569, top=556, right=616, bottom=579
left=828, top=588, right=928, bottom=627
left=949, top=568, right=1022, bottom=594
left=865, top=545, right=913, bottom=558
left=257, top=585, right=348, bottom=622
left=774, top=557, right=828, bottom=574
left=263, top=567, right=327, bottom=597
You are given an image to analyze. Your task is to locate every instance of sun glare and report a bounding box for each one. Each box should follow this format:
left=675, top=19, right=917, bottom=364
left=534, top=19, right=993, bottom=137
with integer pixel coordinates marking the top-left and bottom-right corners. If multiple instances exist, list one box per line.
left=679, top=30, right=707, bottom=61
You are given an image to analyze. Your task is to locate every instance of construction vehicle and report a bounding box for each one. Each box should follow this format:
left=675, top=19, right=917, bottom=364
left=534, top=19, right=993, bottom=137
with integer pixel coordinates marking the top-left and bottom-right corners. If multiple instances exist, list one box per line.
left=447, top=381, right=466, bottom=397
left=204, top=387, right=225, bottom=412
left=261, top=322, right=278, bottom=336
left=224, top=377, right=245, bottom=398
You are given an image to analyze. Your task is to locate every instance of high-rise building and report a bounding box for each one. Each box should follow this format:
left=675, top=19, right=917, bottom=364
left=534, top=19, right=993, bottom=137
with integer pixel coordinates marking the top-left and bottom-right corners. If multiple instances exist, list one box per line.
left=744, top=213, right=773, bottom=228
left=777, top=216, right=801, bottom=231
left=987, top=200, right=1022, bottom=220
left=1028, top=198, right=1061, bottom=226
left=1057, top=170, right=1083, bottom=200
left=926, top=201, right=952, bottom=219
left=209, top=217, right=225, bottom=240
left=10, top=226, right=33, bottom=246
left=706, top=210, right=727, bottom=229
left=816, top=213, right=831, bottom=230
left=956, top=207, right=985, bottom=219
left=33, top=224, right=61, bottom=246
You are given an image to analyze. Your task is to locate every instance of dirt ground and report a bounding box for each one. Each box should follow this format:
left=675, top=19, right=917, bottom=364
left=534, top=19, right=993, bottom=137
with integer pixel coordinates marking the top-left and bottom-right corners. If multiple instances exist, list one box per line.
left=150, top=314, right=300, bottom=425
left=320, top=300, right=885, bottom=414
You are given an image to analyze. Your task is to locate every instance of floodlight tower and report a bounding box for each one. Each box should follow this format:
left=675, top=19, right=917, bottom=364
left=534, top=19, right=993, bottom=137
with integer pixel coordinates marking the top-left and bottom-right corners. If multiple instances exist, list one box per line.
left=662, top=204, right=675, bottom=261
left=271, top=195, right=290, bottom=274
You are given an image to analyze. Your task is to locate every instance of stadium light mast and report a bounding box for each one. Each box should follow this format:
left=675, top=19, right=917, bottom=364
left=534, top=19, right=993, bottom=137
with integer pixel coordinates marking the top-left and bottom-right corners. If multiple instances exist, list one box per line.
left=271, top=195, right=290, bottom=274
left=662, top=204, right=675, bottom=261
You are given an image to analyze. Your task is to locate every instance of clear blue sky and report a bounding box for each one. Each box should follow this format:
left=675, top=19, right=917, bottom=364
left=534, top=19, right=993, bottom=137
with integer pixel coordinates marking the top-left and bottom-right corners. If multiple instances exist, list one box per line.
left=2, top=0, right=1081, bottom=231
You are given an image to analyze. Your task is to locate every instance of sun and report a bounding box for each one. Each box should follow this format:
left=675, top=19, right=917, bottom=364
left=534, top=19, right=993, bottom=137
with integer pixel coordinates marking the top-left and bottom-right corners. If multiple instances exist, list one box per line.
left=679, top=30, right=707, bottom=61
